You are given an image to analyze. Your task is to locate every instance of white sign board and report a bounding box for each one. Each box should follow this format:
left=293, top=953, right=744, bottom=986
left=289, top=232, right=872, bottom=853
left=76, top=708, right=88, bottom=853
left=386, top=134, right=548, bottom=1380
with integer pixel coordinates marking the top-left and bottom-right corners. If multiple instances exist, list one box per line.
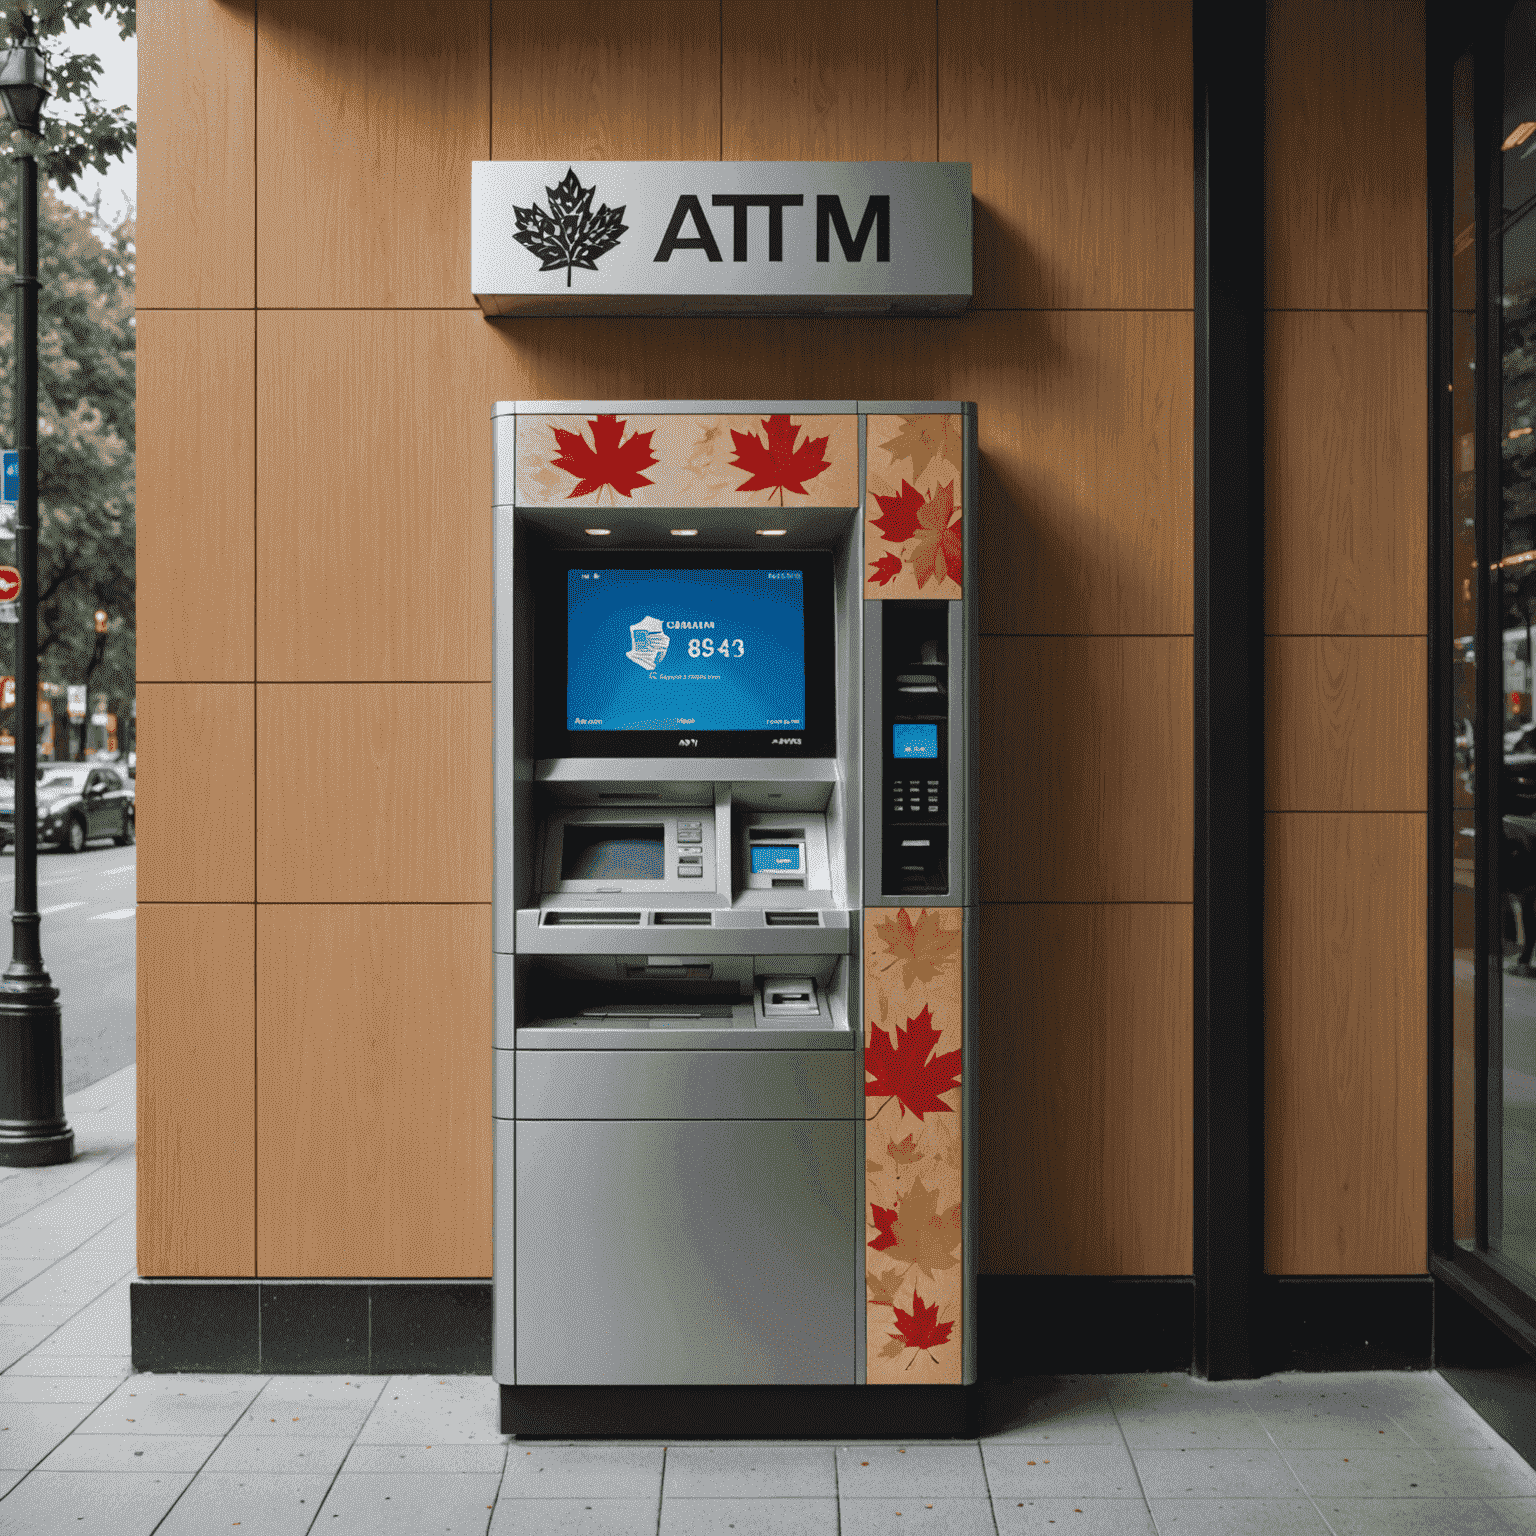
left=472, top=161, right=971, bottom=317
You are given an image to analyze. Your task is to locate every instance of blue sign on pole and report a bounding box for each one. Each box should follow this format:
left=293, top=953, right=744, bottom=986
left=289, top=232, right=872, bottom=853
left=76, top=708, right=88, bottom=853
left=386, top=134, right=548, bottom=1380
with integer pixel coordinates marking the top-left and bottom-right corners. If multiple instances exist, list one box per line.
left=1, top=451, right=15, bottom=505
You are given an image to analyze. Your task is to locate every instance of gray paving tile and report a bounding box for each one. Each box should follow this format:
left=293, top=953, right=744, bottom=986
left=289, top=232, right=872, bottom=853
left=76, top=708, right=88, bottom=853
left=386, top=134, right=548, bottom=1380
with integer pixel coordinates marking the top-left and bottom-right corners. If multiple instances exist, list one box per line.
left=489, top=1500, right=662, bottom=1535
left=992, top=1499, right=1156, bottom=1535
left=155, top=1471, right=336, bottom=1536
left=501, top=1445, right=664, bottom=1499
left=0, top=1304, right=79, bottom=1328
left=356, top=1374, right=503, bottom=1444
left=258, top=1374, right=388, bottom=1403
left=662, top=1445, right=836, bottom=1498
left=839, top=1497, right=997, bottom=1534
left=0, top=1375, right=122, bottom=1403
left=1287, top=1445, right=1524, bottom=1498
left=1115, top=1401, right=1272, bottom=1451
left=981, top=1378, right=1123, bottom=1444
left=1131, top=1448, right=1303, bottom=1498
left=23, top=1284, right=129, bottom=1356
left=75, top=1374, right=265, bottom=1435
left=836, top=1444, right=988, bottom=1497
left=0, top=1259, right=52, bottom=1299
left=37, top=1430, right=219, bottom=1472
left=0, top=1401, right=93, bottom=1469
left=1105, top=1375, right=1252, bottom=1410
left=1145, top=1499, right=1331, bottom=1533
left=0, top=1468, right=194, bottom=1535
left=3, top=1352, right=131, bottom=1377
left=346, top=1441, right=508, bottom=1473
left=1430, top=1447, right=1536, bottom=1495
left=1491, top=1498, right=1536, bottom=1533
left=1317, top=1497, right=1521, bottom=1534
left=230, top=1401, right=374, bottom=1438
left=1249, top=1411, right=1413, bottom=1450
left=980, top=1443, right=1142, bottom=1499
left=659, top=1497, right=839, bottom=1535
left=202, top=1433, right=354, bottom=1476
left=310, top=1470, right=503, bottom=1534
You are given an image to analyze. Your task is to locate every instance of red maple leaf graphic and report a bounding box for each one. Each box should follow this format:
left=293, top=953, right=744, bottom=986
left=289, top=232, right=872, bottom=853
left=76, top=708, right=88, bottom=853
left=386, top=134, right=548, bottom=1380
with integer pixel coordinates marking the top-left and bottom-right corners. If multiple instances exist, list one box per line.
left=866, top=1003, right=961, bottom=1120
left=908, top=481, right=962, bottom=589
left=891, top=1288, right=955, bottom=1353
left=729, top=415, right=832, bottom=503
left=870, top=479, right=925, bottom=544
left=868, top=551, right=903, bottom=587
left=868, top=1203, right=900, bottom=1251
left=550, top=415, right=658, bottom=499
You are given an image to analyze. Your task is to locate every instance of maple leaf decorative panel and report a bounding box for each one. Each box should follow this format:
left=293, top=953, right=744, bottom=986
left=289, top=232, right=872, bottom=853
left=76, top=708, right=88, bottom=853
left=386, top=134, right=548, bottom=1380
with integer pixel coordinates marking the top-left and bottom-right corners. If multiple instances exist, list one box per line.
left=864, top=414, right=965, bottom=600
left=864, top=906, right=963, bottom=1385
left=514, top=413, right=858, bottom=509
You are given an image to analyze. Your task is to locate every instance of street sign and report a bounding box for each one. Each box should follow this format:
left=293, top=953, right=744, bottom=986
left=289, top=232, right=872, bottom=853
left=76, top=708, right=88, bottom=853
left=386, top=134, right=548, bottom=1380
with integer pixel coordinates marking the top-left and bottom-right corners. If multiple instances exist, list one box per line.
left=66, top=685, right=85, bottom=721
left=0, top=568, right=19, bottom=603
left=1, top=678, right=12, bottom=708
left=2, top=451, right=16, bottom=504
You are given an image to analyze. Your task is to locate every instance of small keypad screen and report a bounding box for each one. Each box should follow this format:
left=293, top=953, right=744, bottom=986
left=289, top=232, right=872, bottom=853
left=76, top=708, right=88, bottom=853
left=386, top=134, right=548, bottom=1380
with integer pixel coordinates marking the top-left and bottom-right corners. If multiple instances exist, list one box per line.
left=893, top=723, right=939, bottom=759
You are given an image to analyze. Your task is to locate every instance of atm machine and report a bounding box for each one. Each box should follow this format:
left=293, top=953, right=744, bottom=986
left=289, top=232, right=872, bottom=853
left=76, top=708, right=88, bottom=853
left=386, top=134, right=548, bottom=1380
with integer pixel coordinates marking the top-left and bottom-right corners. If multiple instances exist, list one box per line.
left=493, top=400, right=977, bottom=1436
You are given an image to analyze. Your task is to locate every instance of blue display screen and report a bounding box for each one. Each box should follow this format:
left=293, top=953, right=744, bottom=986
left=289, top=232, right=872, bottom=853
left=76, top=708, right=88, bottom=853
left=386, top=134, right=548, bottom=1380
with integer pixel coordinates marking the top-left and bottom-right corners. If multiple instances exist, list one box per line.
left=567, top=569, right=806, bottom=733
left=750, top=845, right=801, bottom=873
left=893, top=723, right=939, bottom=759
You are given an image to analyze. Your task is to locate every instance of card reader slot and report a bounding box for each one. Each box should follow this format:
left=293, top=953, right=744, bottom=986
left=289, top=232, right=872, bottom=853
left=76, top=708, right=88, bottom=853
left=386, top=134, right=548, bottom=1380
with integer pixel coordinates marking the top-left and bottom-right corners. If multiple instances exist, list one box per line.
left=542, top=910, right=643, bottom=926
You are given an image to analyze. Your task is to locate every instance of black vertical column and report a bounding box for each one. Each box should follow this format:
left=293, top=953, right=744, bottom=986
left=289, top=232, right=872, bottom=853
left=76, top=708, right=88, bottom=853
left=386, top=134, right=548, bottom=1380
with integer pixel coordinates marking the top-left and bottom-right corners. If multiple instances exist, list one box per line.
left=1192, top=1, right=1267, bottom=1380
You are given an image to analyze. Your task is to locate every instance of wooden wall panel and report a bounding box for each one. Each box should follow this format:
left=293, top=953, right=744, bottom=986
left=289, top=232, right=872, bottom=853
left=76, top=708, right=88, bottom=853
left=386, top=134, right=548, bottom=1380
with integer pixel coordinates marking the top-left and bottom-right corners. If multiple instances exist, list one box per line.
left=480, top=310, right=1193, bottom=637
left=256, top=311, right=495, bottom=682
left=255, top=0, right=489, bottom=308
left=940, top=0, right=1193, bottom=310
left=723, top=0, right=935, bottom=161
left=1266, top=637, right=1427, bottom=812
left=256, top=684, right=491, bottom=903
left=1266, top=312, right=1428, bottom=637
left=980, top=637, right=1193, bottom=903
left=980, top=903, right=1192, bottom=1275
left=137, top=0, right=255, bottom=309
left=138, top=904, right=255, bottom=1275
left=136, top=310, right=255, bottom=682
left=492, top=0, right=720, bottom=161
left=1265, top=0, right=1427, bottom=311
left=138, top=684, right=256, bottom=904
left=256, top=905, right=492, bottom=1277
left=1266, top=813, right=1427, bottom=1274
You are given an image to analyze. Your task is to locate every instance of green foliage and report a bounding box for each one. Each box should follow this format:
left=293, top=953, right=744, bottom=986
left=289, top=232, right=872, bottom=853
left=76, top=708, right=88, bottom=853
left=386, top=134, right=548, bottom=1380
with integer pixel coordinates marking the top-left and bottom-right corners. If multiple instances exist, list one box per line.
left=0, top=184, right=134, bottom=711
left=0, top=2, right=135, bottom=193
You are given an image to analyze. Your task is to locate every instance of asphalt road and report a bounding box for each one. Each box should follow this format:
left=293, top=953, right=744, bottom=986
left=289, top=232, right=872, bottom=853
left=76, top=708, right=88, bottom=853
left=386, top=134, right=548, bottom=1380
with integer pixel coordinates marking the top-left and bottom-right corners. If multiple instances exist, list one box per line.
left=0, top=841, right=134, bottom=1093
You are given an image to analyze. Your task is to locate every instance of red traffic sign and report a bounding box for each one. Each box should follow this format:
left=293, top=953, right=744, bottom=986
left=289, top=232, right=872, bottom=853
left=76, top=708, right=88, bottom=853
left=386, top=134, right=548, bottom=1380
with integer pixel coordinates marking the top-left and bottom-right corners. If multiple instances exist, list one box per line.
left=0, top=568, right=19, bottom=603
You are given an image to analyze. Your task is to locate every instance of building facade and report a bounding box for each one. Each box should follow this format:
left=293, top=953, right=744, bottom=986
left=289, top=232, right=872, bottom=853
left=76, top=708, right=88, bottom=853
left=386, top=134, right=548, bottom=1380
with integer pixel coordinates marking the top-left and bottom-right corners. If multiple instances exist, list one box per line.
left=131, top=0, right=1475, bottom=1386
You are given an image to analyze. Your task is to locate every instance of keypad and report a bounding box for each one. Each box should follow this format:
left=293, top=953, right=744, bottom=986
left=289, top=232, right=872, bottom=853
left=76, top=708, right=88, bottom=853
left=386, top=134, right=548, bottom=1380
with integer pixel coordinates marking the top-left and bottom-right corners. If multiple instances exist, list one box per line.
left=890, top=780, right=942, bottom=817
left=676, top=819, right=705, bottom=878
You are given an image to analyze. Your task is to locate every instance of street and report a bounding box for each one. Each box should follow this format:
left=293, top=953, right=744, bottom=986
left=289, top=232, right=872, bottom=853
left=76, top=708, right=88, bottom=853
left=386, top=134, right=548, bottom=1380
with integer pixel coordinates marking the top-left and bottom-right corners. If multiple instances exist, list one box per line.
left=0, top=841, right=133, bottom=1092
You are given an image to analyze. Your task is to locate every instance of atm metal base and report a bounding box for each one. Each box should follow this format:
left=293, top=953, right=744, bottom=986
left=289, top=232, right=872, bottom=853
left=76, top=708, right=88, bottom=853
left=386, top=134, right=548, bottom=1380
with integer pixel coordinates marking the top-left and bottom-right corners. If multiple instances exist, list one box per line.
left=500, top=1384, right=977, bottom=1440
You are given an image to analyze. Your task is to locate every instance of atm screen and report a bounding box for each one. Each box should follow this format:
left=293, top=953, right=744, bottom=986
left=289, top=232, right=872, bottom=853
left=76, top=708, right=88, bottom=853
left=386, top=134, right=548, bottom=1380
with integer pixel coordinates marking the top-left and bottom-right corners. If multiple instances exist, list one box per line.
left=893, top=723, right=939, bottom=759
left=566, top=568, right=807, bottom=734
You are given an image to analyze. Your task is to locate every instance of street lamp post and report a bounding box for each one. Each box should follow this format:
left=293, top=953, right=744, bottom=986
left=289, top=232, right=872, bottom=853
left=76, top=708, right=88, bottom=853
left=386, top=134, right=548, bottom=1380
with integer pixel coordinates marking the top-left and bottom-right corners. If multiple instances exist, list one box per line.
left=0, top=35, right=69, bottom=1166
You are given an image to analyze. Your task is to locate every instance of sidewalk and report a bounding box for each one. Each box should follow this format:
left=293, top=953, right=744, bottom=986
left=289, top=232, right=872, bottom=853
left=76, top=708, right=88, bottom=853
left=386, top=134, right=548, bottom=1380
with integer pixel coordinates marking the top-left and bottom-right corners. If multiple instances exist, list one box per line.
left=0, top=1072, right=1534, bottom=1532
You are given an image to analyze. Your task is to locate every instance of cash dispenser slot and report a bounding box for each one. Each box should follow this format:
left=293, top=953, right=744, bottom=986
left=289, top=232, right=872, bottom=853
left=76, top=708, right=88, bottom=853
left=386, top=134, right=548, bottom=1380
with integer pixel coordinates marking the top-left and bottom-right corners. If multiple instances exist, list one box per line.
left=880, top=601, right=951, bottom=896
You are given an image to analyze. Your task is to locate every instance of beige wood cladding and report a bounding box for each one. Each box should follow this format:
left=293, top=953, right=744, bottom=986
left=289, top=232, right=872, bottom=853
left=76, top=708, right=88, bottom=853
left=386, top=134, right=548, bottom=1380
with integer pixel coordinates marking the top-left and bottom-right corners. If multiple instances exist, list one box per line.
left=865, top=908, right=963, bottom=1384
left=1264, top=0, right=1428, bottom=1274
left=138, top=0, right=1221, bottom=1285
left=513, top=412, right=859, bottom=510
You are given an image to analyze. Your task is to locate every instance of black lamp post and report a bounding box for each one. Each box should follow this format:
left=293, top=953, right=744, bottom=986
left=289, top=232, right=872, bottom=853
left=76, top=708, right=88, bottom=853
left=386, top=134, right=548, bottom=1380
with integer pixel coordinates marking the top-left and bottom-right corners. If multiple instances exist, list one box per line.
left=0, top=34, right=70, bottom=1167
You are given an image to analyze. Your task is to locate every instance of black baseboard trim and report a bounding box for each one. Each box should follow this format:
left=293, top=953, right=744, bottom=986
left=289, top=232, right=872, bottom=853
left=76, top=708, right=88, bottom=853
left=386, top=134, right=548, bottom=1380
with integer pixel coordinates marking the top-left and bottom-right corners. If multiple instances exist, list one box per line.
left=501, top=1385, right=976, bottom=1439
left=130, top=1280, right=492, bottom=1374
left=980, top=1276, right=1195, bottom=1376
left=1265, top=1277, right=1434, bottom=1372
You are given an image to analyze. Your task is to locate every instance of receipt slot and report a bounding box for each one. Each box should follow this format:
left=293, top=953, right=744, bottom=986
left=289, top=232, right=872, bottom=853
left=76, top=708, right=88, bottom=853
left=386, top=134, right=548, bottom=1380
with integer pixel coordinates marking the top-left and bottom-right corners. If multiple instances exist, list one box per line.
left=493, top=400, right=978, bottom=1436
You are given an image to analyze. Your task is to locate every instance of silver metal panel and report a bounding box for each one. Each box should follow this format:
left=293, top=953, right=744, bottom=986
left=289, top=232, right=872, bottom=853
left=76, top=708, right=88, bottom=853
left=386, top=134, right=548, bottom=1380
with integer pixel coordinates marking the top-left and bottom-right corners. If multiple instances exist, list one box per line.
left=963, top=410, right=981, bottom=909
left=515, top=1120, right=857, bottom=1385
left=500, top=399, right=859, bottom=418
left=516, top=1049, right=858, bottom=1119
left=492, top=413, right=517, bottom=505
left=473, top=163, right=971, bottom=315
left=947, top=600, right=966, bottom=901
left=515, top=910, right=851, bottom=956
left=857, top=400, right=976, bottom=416
left=493, top=1118, right=515, bottom=1382
left=494, top=953, right=515, bottom=1049
left=494, top=1047, right=514, bottom=1119
left=862, top=603, right=885, bottom=903
left=537, top=758, right=839, bottom=787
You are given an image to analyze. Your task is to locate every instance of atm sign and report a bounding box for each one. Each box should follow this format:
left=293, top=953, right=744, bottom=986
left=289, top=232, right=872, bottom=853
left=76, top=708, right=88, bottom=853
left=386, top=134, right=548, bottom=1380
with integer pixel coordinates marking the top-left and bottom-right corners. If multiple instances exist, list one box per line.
left=0, top=568, right=20, bottom=603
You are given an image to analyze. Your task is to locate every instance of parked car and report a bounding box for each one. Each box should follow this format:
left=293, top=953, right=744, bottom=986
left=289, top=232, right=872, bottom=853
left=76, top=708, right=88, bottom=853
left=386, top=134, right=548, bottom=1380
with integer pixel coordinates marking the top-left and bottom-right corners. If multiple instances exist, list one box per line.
left=0, top=763, right=133, bottom=853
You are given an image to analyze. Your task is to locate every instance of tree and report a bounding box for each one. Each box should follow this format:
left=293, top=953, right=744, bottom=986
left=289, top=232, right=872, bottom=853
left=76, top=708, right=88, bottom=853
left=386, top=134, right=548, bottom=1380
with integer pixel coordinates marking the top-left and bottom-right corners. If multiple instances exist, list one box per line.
left=0, top=3, right=135, bottom=194
left=0, top=189, right=133, bottom=758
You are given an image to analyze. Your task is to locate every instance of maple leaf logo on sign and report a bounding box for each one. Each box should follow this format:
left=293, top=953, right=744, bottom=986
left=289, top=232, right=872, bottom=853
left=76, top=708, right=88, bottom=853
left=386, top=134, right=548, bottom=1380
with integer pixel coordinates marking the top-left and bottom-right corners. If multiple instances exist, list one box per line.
left=513, top=168, right=628, bottom=287
left=549, top=415, right=659, bottom=500
left=729, top=415, right=832, bottom=505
